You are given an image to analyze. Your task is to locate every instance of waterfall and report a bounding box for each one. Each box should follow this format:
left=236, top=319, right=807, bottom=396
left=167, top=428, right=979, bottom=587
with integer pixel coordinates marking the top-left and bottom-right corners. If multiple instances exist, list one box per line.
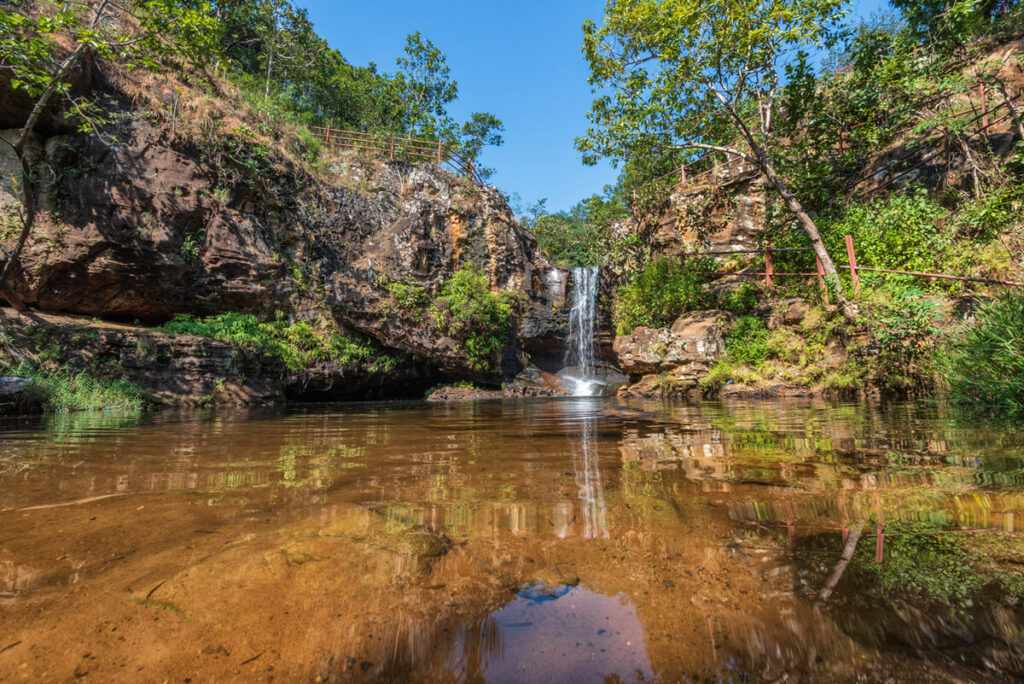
left=563, top=266, right=602, bottom=397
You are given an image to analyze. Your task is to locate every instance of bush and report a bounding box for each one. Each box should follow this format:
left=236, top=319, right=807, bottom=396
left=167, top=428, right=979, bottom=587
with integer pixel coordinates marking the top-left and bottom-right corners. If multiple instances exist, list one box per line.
left=162, top=312, right=394, bottom=372
left=823, top=189, right=948, bottom=277
left=864, top=284, right=940, bottom=393
left=431, top=265, right=517, bottom=370
left=613, top=256, right=715, bottom=335
left=723, top=316, right=772, bottom=367
left=4, top=366, right=152, bottom=413
left=943, top=290, right=1024, bottom=414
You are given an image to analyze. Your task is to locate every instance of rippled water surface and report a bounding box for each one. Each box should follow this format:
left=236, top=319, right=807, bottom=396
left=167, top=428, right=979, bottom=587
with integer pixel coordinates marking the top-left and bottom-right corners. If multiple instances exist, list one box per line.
left=3, top=398, right=1024, bottom=682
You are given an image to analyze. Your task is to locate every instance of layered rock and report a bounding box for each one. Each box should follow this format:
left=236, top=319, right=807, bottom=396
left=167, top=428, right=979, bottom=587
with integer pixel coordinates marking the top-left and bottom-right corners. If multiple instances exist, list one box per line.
left=614, top=310, right=732, bottom=398
left=2, top=111, right=568, bottom=386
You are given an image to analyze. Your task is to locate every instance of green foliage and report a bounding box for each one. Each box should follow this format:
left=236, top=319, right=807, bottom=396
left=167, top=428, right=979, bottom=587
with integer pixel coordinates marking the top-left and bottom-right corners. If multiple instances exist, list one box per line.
left=613, top=257, right=715, bottom=335
left=162, top=313, right=394, bottom=372
left=520, top=192, right=629, bottom=268
left=5, top=365, right=151, bottom=413
left=431, top=266, right=517, bottom=370
left=825, top=189, right=949, bottom=276
left=943, top=291, right=1024, bottom=414
left=724, top=316, right=771, bottom=367
left=864, top=284, right=940, bottom=393
left=386, top=280, right=431, bottom=314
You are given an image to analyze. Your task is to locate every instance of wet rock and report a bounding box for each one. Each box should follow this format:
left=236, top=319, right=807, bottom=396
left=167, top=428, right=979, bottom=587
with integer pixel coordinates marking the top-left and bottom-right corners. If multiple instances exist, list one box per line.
left=504, top=365, right=570, bottom=397
left=378, top=528, right=452, bottom=572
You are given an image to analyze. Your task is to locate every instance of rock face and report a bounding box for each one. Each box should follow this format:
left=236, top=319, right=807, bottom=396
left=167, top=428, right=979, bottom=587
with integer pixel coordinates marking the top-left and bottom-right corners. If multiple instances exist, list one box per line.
left=2, top=111, right=568, bottom=386
left=613, top=310, right=733, bottom=397
left=4, top=309, right=439, bottom=405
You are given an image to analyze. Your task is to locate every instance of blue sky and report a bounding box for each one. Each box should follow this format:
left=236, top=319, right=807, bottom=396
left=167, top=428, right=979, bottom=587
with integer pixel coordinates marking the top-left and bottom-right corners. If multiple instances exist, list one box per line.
left=300, top=0, right=890, bottom=213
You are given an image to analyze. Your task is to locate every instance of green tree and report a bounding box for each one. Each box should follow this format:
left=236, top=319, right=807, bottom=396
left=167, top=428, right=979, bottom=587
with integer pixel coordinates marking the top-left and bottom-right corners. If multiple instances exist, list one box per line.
left=395, top=31, right=460, bottom=140
left=578, top=0, right=858, bottom=320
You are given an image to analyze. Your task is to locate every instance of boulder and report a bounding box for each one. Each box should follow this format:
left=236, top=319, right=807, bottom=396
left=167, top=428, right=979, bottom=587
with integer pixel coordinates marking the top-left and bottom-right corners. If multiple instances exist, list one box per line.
left=614, top=310, right=732, bottom=381
left=0, top=376, right=43, bottom=415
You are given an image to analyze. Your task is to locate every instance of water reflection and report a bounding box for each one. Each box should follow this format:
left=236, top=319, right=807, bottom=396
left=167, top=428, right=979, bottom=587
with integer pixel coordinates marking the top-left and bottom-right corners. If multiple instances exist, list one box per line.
left=4, top=399, right=1024, bottom=681
left=570, top=415, right=608, bottom=539
left=442, top=583, right=652, bottom=683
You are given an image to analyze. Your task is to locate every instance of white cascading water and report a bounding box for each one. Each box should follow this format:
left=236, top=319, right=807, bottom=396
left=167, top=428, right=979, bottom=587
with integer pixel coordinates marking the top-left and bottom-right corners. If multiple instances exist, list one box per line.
left=562, top=266, right=602, bottom=397
left=574, top=416, right=608, bottom=538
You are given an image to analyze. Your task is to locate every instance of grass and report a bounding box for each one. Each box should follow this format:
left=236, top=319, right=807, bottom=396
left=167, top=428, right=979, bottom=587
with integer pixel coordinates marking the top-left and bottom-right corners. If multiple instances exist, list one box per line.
left=161, top=312, right=395, bottom=373
left=3, top=365, right=152, bottom=413
left=943, top=290, right=1024, bottom=415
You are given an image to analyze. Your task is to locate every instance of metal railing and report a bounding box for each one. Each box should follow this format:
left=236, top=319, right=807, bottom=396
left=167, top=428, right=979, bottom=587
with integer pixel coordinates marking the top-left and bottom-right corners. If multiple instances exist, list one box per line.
left=310, top=126, right=484, bottom=185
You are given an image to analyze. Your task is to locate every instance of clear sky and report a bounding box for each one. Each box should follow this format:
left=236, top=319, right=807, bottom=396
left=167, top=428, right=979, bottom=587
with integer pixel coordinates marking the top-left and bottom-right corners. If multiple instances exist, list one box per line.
left=300, top=0, right=890, bottom=213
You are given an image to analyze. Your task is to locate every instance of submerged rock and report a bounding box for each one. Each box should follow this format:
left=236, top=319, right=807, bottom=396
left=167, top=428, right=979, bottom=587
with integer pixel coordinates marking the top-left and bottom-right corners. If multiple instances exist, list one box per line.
left=0, top=376, right=43, bottom=416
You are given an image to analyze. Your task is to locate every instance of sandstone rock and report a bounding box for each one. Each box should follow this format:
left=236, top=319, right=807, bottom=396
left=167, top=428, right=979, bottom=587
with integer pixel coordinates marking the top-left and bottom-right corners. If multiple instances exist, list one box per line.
left=2, top=113, right=567, bottom=384
left=614, top=310, right=732, bottom=380
left=425, top=386, right=505, bottom=402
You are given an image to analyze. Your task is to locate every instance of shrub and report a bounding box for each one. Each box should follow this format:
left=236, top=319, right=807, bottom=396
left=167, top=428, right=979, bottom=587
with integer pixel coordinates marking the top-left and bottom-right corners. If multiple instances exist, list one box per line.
left=3, top=366, right=152, bottom=413
left=864, top=284, right=940, bottom=393
left=823, top=189, right=948, bottom=277
left=162, top=313, right=394, bottom=372
left=943, top=290, right=1024, bottom=414
left=431, top=265, right=517, bottom=370
left=724, top=316, right=771, bottom=367
left=613, top=256, right=715, bottom=335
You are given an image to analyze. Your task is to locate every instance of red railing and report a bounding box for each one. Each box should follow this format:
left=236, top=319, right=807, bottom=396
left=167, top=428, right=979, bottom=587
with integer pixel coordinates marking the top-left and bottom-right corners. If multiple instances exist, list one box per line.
left=682, top=235, right=1024, bottom=300
left=310, top=126, right=484, bottom=185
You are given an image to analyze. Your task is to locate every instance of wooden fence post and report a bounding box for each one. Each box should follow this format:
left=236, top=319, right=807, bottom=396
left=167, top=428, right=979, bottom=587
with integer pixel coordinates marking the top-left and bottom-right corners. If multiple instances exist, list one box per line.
left=845, top=234, right=861, bottom=295
left=325, top=127, right=331, bottom=150
left=436, top=139, right=443, bottom=165
left=389, top=137, right=395, bottom=159
left=816, top=254, right=830, bottom=304
left=764, top=247, right=775, bottom=290
left=680, top=164, right=686, bottom=185
left=469, top=161, right=475, bottom=182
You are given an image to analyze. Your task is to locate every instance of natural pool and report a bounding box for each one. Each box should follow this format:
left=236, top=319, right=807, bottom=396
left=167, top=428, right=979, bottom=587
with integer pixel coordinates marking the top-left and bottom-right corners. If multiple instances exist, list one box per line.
left=2, top=398, right=1023, bottom=682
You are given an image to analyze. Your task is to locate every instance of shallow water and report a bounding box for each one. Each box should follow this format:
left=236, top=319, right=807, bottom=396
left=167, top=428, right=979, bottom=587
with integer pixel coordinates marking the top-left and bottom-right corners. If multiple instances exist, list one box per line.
left=2, top=398, right=1024, bottom=682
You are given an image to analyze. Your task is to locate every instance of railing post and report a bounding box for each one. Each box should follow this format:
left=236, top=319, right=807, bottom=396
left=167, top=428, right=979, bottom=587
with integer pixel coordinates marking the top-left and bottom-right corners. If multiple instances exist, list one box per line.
left=816, top=254, right=830, bottom=304
left=764, top=247, right=775, bottom=291
left=436, top=139, right=442, bottom=165
left=389, top=137, right=395, bottom=159
left=469, top=161, right=475, bottom=182
left=325, top=127, right=331, bottom=150
left=845, top=234, right=861, bottom=295
left=680, top=164, right=686, bottom=185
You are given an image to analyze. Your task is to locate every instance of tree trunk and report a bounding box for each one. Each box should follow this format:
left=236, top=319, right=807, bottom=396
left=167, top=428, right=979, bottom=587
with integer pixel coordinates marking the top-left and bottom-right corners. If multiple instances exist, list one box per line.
left=758, top=158, right=858, bottom=322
